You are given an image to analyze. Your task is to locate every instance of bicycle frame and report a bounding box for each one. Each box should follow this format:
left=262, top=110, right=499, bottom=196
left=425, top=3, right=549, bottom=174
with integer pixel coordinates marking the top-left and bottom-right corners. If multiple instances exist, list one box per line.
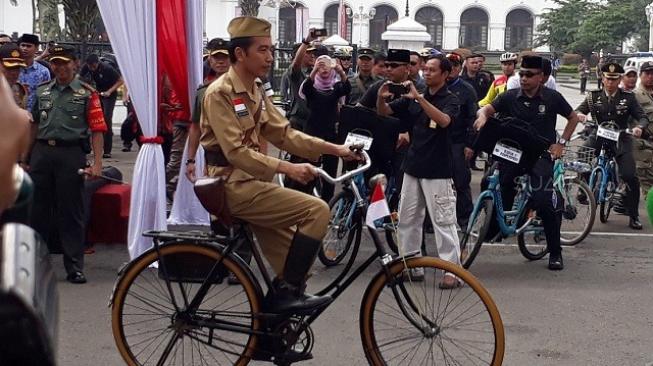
left=144, top=151, right=427, bottom=342
left=588, top=145, right=618, bottom=204
left=467, top=168, right=532, bottom=238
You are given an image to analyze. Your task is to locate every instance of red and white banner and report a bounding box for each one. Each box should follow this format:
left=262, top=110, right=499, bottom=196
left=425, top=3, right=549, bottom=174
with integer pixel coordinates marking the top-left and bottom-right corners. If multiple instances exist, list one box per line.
left=366, top=183, right=391, bottom=228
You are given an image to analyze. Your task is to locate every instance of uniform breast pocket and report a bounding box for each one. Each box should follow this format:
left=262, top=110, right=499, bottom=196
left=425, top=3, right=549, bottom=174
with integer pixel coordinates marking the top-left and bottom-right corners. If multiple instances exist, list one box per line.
left=238, top=114, right=256, bottom=132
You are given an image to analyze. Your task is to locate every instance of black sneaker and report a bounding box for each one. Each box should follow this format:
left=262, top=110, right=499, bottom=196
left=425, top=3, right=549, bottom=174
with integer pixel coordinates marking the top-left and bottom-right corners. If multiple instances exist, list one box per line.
left=67, top=271, right=87, bottom=284
left=548, top=253, right=564, bottom=271
left=629, top=217, right=643, bottom=230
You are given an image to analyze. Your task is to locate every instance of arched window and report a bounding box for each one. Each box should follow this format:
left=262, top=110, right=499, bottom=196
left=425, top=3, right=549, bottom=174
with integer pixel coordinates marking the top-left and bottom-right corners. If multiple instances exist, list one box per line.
left=324, top=4, right=353, bottom=43
left=279, top=3, right=306, bottom=48
left=459, top=7, right=488, bottom=50
left=505, top=9, right=533, bottom=51
left=415, top=6, right=443, bottom=49
left=368, top=5, right=398, bottom=50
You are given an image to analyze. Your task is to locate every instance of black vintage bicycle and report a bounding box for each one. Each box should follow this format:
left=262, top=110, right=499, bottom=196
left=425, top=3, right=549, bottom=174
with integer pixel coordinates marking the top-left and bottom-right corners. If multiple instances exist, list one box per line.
left=109, top=152, right=505, bottom=366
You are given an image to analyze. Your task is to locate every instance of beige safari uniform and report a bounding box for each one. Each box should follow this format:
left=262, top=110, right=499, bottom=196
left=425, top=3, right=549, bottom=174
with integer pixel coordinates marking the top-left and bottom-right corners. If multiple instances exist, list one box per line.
left=200, top=68, right=331, bottom=275
left=633, top=85, right=653, bottom=192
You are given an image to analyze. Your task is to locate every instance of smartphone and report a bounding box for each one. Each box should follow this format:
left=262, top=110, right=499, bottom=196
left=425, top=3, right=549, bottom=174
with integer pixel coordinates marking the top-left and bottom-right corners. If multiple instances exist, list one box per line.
left=311, top=28, right=328, bottom=38
left=388, top=83, right=408, bottom=96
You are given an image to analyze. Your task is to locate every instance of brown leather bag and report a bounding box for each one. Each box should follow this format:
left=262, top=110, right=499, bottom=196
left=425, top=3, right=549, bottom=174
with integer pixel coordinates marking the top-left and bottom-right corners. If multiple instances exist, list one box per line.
left=193, top=176, right=233, bottom=226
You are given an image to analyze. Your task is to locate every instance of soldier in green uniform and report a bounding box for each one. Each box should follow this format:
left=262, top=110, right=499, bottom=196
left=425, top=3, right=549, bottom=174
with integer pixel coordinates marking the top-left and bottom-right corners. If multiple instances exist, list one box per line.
left=0, top=43, right=28, bottom=109
left=633, top=61, right=653, bottom=196
left=576, top=62, right=649, bottom=230
left=347, top=47, right=381, bottom=105
left=29, top=45, right=107, bottom=283
left=186, top=37, right=231, bottom=182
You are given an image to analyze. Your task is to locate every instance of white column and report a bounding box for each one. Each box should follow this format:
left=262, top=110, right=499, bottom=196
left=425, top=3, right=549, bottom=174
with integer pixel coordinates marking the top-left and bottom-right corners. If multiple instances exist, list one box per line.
left=443, top=22, right=459, bottom=50
left=489, top=23, right=505, bottom=51
left=532, top=14, right=549, bottom=52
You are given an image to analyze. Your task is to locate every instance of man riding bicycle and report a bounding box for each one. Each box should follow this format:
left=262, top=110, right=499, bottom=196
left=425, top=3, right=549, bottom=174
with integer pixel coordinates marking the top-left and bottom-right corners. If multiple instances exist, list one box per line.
left=474, top=55, right=581, bottom=270
left=575, top=62, right=648, bottom=230
left=200, top=17, right=358, bottom=314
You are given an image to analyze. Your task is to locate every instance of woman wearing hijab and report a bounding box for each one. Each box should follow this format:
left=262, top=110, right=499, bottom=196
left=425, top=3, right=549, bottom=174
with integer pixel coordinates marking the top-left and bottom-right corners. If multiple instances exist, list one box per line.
left=285, top=55, right=350, bottom=202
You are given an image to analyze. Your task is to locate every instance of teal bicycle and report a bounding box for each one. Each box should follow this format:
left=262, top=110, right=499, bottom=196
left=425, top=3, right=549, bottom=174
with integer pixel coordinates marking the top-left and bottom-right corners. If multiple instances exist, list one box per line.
left=460, top=140, right=596, bottom=269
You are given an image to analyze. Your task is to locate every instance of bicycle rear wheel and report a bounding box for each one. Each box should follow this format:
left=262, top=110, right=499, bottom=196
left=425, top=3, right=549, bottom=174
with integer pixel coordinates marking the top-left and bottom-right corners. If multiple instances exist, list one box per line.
left=360, top=256, right=505, bottom=366
left=560, top=177, right=596, bottom=245
left=111, top=242, right=261, bottom=366
left=460, top=198, right=494, bottom=269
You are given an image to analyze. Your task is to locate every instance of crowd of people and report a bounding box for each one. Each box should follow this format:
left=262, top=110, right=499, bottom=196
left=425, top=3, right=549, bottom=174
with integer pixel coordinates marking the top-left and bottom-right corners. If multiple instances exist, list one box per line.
left=1, top=18, right=652, bottom=296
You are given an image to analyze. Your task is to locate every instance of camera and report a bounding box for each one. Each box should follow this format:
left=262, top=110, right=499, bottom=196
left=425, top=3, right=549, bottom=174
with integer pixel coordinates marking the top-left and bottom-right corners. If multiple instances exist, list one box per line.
left=388, top=83, right=408, bottom=96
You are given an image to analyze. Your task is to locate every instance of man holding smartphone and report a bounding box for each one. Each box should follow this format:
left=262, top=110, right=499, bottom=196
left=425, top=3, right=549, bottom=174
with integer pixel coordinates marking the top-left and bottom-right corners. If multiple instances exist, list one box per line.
left=376, top=54, right=462, bottom=287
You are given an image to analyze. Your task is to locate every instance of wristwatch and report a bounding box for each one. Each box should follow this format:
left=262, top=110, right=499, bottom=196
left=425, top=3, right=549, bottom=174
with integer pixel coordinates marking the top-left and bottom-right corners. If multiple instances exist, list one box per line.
left=185, top=158, right=196, bottom=165
left=557, top=137, right=568, bottom=146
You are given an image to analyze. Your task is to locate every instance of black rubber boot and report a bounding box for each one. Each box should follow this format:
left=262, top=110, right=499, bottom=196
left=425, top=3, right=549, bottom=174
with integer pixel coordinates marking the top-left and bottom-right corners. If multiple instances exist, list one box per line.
left=264, top=232, right=332, bottom=315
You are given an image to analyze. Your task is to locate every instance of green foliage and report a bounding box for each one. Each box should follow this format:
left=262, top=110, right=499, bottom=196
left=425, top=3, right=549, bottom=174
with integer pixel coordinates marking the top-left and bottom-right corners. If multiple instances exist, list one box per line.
left=536, top=0, right=650, bottom=55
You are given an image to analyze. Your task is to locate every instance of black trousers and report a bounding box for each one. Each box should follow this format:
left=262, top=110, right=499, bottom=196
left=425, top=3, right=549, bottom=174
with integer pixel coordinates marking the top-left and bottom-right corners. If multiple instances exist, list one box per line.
left=451, top=143, right=473, bottom=227
left=101, top=95, right=117, bottom=154
left=485, top=157, right=563, bottom=255
left=580, top=77, right=588, bottom=93
left=30, top=143, right=87, bottom=274
left=583, top=135, right=640, bottom=217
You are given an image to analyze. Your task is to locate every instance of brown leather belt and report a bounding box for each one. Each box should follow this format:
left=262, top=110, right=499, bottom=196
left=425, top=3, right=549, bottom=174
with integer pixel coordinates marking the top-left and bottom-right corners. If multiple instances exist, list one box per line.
left=204, top=149, right=230, bottom=167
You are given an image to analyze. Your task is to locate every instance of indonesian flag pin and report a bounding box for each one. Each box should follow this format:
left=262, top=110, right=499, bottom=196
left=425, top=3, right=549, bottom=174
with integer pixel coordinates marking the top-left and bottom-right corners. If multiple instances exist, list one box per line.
left=233, top=98, right=249, bottom=117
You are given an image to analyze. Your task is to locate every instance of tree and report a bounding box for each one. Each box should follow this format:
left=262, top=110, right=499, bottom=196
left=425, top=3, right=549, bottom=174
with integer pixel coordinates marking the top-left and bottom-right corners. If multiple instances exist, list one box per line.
left=239, top=0, right=261, bottom=16
left=60, top=0, right=102, bottom=42
left=535, top=0, right=601, bottom=55
left=537, top=0, right=651, bottom=55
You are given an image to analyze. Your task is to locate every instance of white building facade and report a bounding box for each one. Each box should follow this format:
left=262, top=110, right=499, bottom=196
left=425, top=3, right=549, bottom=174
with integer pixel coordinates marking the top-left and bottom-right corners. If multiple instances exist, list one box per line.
left=205, top=0, right=551, bottom=52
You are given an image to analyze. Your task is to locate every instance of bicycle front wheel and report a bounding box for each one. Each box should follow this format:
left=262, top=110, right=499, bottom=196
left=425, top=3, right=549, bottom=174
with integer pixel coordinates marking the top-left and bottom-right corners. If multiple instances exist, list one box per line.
left=517, top=210, right=549, bottom=260
left=318, top=190, right=361, bottom=267
left=360, top=256, right=505, bottom=366
left=460, top=198, right=494, bottom=269
left=111, top=242, right=262, bottom=366
left=560, top=177, right=596, bottom=245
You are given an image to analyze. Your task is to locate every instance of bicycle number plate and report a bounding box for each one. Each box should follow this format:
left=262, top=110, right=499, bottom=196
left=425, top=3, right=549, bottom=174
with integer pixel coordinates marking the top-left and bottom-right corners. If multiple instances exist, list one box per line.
left=493, top=142, right=522, bottom=164
left=597, top=126, right=619, bottom=141
left=345, top=132, right=374, bottom=150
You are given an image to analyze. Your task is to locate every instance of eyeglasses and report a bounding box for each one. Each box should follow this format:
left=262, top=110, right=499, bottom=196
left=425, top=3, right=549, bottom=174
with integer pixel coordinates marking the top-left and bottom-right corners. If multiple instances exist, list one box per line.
left=385, top=62, right=406, bottom=69
left=518, top=71, right=541, bottom=78
left=338, top=57, right=351, bottom=61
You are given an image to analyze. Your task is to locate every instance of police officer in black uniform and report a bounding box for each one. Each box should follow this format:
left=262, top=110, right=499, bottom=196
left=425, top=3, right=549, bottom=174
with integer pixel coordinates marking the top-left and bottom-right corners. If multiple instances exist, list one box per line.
left=29, top=45, right=107, bottom=283
left=575, top=62, right=649, bottom=230
left=475, top=55, right=581, bottom=270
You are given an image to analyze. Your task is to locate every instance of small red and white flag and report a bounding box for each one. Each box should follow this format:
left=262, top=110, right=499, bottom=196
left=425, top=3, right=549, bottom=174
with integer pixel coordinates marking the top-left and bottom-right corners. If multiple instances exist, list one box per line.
left=366, top=183, right=391, bottom=228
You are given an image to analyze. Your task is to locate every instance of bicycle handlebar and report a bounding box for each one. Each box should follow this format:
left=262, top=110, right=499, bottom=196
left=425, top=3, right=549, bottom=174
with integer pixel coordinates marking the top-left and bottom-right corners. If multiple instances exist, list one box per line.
left=580, top=120, right=634, bottom=135
left=315, top=150, right=371, bottom=184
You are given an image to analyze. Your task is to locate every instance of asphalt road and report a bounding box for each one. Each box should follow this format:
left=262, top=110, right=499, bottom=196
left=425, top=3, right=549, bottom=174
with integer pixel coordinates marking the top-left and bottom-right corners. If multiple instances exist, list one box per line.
left=54, top=82, right=653, bottom=365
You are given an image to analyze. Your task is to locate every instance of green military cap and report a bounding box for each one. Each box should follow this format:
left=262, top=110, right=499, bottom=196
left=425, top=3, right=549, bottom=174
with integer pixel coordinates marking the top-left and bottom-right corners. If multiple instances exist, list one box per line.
left=227, top=16, right=271, bottom=38
left=207, top=37, right=230, bottom=56
left=0, top=43, right=26, bottom=68
left=601, top=62, right=624, bottom=79
left=49, top=44, right=77, bottom=62
left=357, top=48, right=374, bottom=59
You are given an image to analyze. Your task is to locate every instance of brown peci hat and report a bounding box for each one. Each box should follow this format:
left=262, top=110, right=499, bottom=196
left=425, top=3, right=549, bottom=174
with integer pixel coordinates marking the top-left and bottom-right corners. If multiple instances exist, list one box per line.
left=0, top=43, right=26, bottom=68
left=228, top=17, right=271, bottom=38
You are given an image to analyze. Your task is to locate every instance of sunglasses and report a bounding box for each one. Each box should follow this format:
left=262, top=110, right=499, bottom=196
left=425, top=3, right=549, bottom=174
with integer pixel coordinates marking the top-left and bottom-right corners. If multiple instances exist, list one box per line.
left=518, top=71, right=541, bottom=78
left=410, top=61, right=418, bottom=66
left=385, top=62, right=406, bottom=69
left=338, top=57, right=351, bottom=61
